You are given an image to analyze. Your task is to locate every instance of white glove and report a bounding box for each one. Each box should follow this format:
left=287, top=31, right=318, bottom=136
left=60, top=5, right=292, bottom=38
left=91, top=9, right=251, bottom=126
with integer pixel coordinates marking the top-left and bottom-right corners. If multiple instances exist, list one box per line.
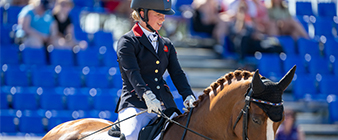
left=184, top=95, right=196, bottom=108
left=143, top=90, right=162, bottom=113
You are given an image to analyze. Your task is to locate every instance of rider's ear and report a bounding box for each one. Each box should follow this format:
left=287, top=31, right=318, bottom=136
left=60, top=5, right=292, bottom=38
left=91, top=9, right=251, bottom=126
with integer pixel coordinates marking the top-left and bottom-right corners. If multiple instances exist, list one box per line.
left=251, top=70, right=265, bottom=94
left=278, top=65, right=297, bottom=91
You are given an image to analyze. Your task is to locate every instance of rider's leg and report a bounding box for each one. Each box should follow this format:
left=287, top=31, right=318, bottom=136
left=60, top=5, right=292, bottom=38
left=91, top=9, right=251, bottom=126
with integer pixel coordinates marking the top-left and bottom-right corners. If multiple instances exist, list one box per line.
left=118, top=107, right=157, bottom=140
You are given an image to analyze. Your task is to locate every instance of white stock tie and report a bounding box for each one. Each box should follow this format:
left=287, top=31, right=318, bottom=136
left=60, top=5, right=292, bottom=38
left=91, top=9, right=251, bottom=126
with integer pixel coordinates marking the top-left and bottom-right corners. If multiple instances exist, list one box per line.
left=148, top=33, right=158, bottom=53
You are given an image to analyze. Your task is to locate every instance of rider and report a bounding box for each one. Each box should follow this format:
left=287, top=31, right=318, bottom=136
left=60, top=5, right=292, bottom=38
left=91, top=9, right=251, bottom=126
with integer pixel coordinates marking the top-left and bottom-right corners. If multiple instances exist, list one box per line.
left=115, top=0, right=196, bottom=139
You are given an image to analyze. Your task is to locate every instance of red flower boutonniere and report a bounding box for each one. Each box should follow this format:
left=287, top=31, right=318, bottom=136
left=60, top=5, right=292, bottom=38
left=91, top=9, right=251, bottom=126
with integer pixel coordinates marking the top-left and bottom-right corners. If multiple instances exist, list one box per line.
left=164, top=45, right=168, bottom=52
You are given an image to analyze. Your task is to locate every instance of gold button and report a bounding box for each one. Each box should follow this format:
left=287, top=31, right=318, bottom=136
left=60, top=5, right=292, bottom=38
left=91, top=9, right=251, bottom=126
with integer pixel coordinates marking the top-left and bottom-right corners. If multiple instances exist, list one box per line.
left=154, top=78, right=158, bottom=81
left=156, top=86, right=160, bottom=89
left=155, top=69, right=158, bottom=73
left=156, top=60, right=160, bottom=64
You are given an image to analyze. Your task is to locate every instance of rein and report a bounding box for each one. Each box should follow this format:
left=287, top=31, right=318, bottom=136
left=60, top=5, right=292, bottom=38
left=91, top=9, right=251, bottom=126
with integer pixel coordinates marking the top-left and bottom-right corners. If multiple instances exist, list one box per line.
left=181, top=107, right=194, bottom=140
left=232, top=86, right=283, bottom=140
left=156, top=110, right=212, bottom=140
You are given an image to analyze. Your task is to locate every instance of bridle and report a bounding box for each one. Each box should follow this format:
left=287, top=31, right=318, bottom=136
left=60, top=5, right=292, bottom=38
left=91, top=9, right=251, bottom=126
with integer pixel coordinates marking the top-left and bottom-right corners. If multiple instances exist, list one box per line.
left=232, top=83, right=284, bottom=140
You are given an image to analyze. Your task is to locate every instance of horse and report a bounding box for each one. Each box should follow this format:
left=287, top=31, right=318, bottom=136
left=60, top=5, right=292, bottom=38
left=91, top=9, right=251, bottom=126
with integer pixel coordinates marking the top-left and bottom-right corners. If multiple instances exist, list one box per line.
left=42, top=66, right=296, bottom=140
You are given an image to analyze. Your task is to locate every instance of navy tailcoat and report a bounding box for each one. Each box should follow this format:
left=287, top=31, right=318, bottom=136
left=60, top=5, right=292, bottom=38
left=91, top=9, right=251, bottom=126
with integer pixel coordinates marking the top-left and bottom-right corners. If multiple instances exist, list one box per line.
left=115, top=23, right=194, bottom=113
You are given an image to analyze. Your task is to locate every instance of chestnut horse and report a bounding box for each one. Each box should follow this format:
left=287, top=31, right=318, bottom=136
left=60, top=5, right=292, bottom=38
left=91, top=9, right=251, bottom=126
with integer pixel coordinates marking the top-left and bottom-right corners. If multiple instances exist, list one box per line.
left=42, top=66, right=296, bottom=140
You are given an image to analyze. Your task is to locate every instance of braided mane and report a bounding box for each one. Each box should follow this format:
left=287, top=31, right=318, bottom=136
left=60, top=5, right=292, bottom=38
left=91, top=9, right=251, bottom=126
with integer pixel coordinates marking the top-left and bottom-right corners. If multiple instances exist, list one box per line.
left=192, top=70, right=254, bottom=108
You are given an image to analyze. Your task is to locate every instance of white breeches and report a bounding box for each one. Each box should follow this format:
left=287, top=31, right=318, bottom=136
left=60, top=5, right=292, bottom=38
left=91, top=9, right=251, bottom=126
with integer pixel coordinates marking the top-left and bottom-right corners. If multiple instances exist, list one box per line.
left=118, top=107, right=158, bottom=140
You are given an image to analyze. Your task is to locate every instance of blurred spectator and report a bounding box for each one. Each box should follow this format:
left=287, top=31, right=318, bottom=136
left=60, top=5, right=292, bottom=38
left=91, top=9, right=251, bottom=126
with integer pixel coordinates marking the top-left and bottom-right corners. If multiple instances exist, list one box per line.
left=252, top=0, right=270, bottom=34
left=1, top=0, right=28, bottom=6
left=102, top=0, right=132, bottom=16
left=276, top=109, right=306, bottom=140
left=227, top=0, right=283, bottom=59
left=191, top=0, right=228, bottom=45
left=50, top=0, right=77, bottom=48
left=18, top=0, right=55, bottom=47
left=266, top=0, right=308, bottom=39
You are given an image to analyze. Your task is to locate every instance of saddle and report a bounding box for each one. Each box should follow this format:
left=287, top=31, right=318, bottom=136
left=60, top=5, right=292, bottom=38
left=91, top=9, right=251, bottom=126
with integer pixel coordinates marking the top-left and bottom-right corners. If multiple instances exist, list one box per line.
left=108, top=108, right=181, bottom=140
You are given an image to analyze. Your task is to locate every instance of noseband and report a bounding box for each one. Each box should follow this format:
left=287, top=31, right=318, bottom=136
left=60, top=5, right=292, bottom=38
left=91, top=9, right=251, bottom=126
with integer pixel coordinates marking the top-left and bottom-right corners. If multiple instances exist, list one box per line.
left=232, top=84, right=283, bottom=140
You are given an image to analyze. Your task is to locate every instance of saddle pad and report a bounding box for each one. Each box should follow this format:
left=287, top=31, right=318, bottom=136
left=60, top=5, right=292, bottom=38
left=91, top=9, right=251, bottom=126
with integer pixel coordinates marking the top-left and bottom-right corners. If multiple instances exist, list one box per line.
left=154, top=112, right=178, bottom=140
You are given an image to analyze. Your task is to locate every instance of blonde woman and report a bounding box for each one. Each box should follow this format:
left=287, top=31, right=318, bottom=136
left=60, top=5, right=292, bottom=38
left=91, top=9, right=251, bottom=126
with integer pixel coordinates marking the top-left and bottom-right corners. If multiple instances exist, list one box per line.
left=266, top=0, right=309, bottom=39
left=50, top=0, right=77, bottom=48
left=114, top=0, right=196, bottom=139
left=19, top=0, right=54, bottom=47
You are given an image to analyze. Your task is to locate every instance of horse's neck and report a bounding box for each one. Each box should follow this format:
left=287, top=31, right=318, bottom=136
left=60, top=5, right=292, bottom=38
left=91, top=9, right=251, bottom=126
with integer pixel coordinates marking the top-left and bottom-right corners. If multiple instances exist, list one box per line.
left=179, top=81, right=250, bottom=139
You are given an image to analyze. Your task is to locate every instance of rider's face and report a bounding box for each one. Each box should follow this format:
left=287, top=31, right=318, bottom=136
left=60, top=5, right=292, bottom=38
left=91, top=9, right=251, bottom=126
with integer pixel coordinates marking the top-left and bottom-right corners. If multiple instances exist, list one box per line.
left=141, top=10, right=165, bottom=31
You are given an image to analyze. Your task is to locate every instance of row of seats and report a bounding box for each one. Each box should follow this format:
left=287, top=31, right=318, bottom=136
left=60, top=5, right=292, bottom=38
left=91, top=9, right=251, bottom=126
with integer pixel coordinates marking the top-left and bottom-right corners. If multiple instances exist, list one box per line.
left=278, top=36, right=338, bottom=56
left=0, top=96, right=185, bottom=134
left=296, top=2, right=336, bottom=17
left=1, top=86, right=121, bottom=110
left=1, top=44, right=118, bottom=67
left=0, top=109, right=117, bottom=133
left=256, top=52, right=338, bottom=96
left=1, top=64, right=122, bottom=88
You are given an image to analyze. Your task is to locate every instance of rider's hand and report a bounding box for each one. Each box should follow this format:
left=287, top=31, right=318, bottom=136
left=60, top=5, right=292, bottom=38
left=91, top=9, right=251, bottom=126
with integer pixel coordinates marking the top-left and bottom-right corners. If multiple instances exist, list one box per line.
left=143, top=90, right=162, bottom=113
left=184, top=95, right=196, bottom=108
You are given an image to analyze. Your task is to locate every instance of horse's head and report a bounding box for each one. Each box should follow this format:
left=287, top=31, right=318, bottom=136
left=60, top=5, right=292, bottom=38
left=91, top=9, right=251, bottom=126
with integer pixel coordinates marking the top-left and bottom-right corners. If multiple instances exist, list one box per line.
left=232, top=66, right=296, bottom=140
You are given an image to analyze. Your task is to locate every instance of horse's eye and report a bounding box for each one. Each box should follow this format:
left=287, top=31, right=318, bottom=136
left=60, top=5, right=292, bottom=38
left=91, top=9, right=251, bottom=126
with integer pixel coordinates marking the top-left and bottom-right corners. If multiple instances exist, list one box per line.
left=252, top=117, right=261, bottom=125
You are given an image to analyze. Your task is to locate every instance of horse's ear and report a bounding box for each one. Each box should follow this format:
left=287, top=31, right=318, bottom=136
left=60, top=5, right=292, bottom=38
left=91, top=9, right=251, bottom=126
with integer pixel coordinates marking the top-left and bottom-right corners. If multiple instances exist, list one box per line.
left=278, top=65, right=297, bottom=91
left=251, top=69, right=265, bottom=93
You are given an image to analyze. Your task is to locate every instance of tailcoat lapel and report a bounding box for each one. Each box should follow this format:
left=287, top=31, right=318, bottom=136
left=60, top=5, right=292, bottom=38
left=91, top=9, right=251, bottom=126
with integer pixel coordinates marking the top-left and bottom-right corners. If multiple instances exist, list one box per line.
left=132, top=23, right=159, bottom=59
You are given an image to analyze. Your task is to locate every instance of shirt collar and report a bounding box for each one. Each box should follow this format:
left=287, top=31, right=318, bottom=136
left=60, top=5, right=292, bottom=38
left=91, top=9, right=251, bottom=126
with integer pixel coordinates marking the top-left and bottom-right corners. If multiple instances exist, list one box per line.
left=138, top=23, right=156, bottom=38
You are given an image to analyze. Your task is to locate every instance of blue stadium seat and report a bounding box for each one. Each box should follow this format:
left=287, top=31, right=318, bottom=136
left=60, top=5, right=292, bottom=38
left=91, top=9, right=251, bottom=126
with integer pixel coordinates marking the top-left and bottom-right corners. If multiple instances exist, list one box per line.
left=257, top=53, right=282, bottom=81
left=277, top=36, right=296, bottom=54
left=0, top=7, right=4, bottom=24
left=85, top=67, right=109, bottom=88
left=314, top=17, right=334, bottom=37
left=5, top=6, right=23, bottom=25
left=0, top=109, right=17, bottom=133
left=88, top=110, right=117, bottom=121
left=45, top=110, right=73, bottom=130
left=308, top=56, right=330, bottom=75
left=296, top=15, right=309, bottom=33
left=318, top=2, right=337, bottom=17
left=19, top=110, right=45, bottom=133
left=334, top=60, right=338, bottom=76
left=295, top=2, right=314, bottom=16
left=66, top=88, right=91, bottom=110
left=31, top=66, right=56, bottom=87
left=74, top=28, right=89, bottom=42
left=293, top=74, right=317, bottom=100
left=324, top=38, right=338, bottom=57
left=76, top=47, right=100, bottom=67
left=73, top=0, right=94, bottom=8
left=4, top=65, right=29, bottom=87
left=0, top=45, right=19, bottom=65
left=40, top=87, right=65, bottom=110
left=93, top=31, right=113, bottom=47
left=319, top=75, right=338, bottom=95
left=12, top=89, right=38, bottom=110
left=165, top=75, right=178, bottom=92
left=328, top=96, right=338, bottom=123
left=111, top=74, right=122, bottom=89
left=58, top=66, right=82, bottom=87
left=174, top=97, right=184, bottom=113
left=93, top=88, right=119, bottom=110
left=282, top=54, right=307, bottom=74
left=297, top=38, right=320, bottom=57
left=0, top=24, right=13, bottom=45
left=49, top=48, right=74, bottom=66
left=0, top=93, right=8, bottom=109
left=21, top=47, right=47, bottom=65
left=102, top=46, right=119, bottom=67
left=69, top=6, right=82, bottom=26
